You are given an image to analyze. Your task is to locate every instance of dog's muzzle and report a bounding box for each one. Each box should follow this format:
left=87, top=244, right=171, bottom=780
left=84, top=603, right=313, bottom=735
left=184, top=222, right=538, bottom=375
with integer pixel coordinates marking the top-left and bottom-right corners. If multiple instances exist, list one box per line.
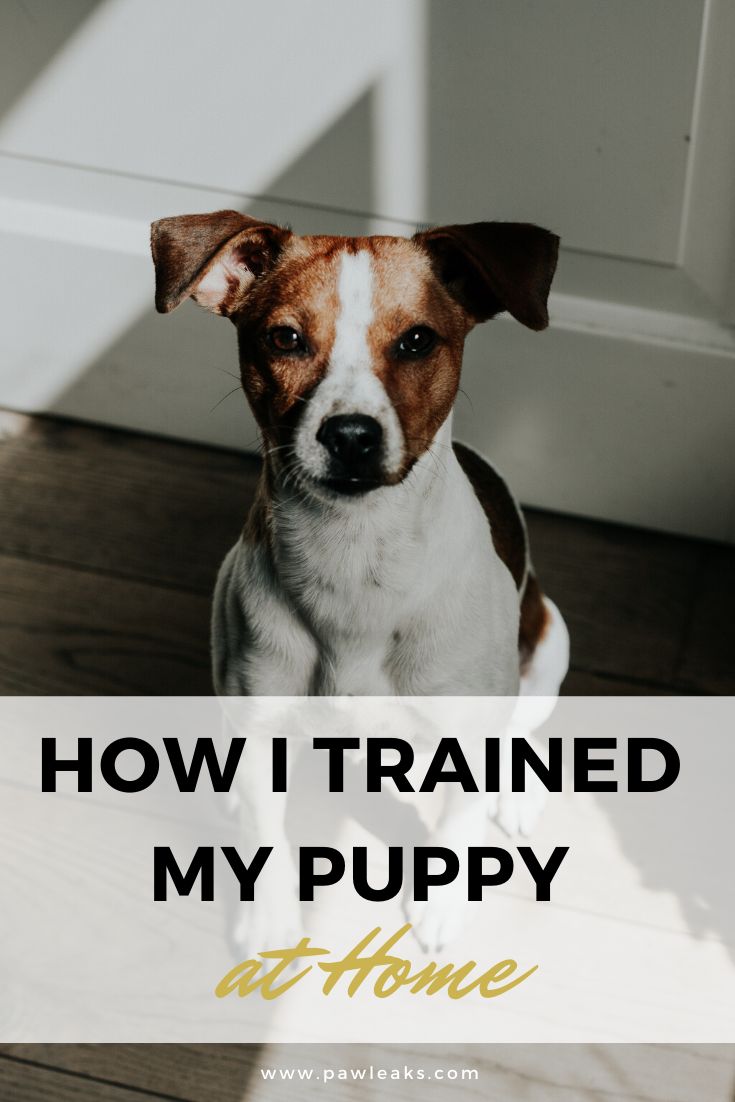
left=316, top=413, right=384, bottom=494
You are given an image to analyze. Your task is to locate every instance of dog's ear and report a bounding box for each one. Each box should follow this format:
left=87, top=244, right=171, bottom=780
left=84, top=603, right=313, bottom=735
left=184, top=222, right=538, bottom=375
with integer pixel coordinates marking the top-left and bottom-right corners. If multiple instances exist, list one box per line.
left=150, top=210, right=291, bottom=316
left=414, top=222, right=559, bottom=330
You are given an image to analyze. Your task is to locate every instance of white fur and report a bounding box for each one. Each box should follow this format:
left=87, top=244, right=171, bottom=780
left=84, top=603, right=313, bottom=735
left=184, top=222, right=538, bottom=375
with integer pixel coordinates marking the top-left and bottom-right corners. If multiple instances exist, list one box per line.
left=214, top=414, right=521, bottom=698
left=293, top=251, right=404, bottom=480
left=210, top=246, right=570, bottom=954
left=486, top=599, right=571, bottom=837
left=193, top=248, right=254, bottom=312
left=214, top=424, right=528, bottom=953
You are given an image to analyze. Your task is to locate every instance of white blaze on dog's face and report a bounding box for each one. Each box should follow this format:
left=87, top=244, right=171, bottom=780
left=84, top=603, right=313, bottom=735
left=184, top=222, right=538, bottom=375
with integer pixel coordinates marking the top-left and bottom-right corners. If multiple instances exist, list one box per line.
left=293, top=250, right=405, bottom=488
left=150, top=212, right=559, bottom=497
left=234, top=235, right=473, bottom=496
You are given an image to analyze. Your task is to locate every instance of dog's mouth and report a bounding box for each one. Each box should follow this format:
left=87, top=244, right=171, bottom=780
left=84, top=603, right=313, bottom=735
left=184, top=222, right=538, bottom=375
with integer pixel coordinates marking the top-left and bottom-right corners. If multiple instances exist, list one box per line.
left=317, top=475, right=384, bottom=497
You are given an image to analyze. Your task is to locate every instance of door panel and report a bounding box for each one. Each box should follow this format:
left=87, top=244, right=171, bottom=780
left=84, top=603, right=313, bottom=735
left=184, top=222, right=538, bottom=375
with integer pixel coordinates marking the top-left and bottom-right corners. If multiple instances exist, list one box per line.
left=0, top=0, right=733, bottom=540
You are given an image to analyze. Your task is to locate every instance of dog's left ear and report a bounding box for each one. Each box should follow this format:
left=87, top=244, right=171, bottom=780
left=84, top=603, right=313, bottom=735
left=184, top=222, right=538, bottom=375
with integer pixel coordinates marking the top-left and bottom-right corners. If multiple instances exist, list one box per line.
left=151, top=210, right=291, bottom=316
left=414, top=222, right=559, bottom=330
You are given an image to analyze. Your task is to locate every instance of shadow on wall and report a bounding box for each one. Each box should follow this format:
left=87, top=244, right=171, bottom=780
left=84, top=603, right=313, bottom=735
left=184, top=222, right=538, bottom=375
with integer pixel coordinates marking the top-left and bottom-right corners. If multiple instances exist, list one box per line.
left=0, top=0, right=102, bottom=119
left=45, top=87, right=382, bottom=450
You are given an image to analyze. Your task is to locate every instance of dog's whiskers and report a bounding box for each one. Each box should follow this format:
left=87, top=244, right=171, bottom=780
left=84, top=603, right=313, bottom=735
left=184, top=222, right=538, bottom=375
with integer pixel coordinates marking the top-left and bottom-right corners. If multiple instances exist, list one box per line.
left=209, top=386, right=243, bottom=414
left=263, top=443, right=295, bottom=461
left=211, top=366, right=242, bottom=384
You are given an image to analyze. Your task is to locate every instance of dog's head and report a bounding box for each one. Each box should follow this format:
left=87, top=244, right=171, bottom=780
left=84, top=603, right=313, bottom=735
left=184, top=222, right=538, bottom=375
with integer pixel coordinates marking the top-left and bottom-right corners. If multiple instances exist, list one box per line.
left=151, top=211, right=558, bottom=497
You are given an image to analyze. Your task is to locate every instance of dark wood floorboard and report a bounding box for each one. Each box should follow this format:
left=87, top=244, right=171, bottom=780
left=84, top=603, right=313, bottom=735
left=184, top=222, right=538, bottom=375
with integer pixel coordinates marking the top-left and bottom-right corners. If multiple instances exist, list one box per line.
left=675, top=543, right=735, bottom=693
left=0, top=411, right=259, bottom=593
left=0, top=1047, right=261, bottom=1102
left=525, top=509, right=706, bottom=687
left=0, top=410, right=733, bottom=695
left=0, top=553, right=210, bottom=694
left=0, top=1052, right=184, bottom=1101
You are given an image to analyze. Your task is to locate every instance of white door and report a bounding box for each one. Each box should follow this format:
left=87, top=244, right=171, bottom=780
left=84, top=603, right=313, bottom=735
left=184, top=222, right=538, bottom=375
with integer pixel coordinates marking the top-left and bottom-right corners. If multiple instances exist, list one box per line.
left=1, top=0, right=733, bottom=539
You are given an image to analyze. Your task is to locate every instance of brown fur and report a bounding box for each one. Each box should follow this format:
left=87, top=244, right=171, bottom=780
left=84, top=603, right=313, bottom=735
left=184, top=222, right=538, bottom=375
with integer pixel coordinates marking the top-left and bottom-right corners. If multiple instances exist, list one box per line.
left=519, top=573, right=549, bottom=670
left=454, top=441, right=548, bottom=666
left=414, top=222, right=559, bottom=330
left=235, top=236, right=344, bottom=434
left=150, top=211, right=291, bottom=315
left=454, top=441, right=526, bottom=589
left=366, top=238, right=469, bottom=472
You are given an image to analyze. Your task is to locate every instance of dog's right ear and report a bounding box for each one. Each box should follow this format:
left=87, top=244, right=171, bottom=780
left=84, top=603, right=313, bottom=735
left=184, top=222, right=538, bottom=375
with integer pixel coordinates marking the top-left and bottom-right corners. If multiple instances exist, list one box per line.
left=150, top=210, right=291, bottom=316
left=414, top=221, right=559, bottom=331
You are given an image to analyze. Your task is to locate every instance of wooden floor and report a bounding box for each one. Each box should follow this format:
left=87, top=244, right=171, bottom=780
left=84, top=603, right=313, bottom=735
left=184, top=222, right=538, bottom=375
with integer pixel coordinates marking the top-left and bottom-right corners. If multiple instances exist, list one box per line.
left=0, top=409, right=732, bottom=696
left=1, top=411, right=734, bottom=1100
left=1, top=1043, right=735, bottom=1102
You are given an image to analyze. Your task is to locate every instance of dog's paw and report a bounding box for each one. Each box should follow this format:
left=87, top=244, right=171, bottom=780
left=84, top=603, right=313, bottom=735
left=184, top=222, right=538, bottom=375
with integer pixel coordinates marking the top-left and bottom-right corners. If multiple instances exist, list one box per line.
left=222, top=787, right=241, bottom=818
left=231, top=893, right=304, bottom=961
left=491, top=730, right=550, bottom=837
left=405, top=884, right=468, bottom=954
left=493, top=781, right=548, bottom=838
left=230, top=857, right=303, bottom=960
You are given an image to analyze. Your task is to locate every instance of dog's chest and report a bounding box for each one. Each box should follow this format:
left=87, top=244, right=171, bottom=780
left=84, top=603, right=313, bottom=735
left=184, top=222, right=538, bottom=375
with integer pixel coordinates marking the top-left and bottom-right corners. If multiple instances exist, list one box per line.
left=268, top=477, right=517, bottom=695
left=278, top=500, right=429, bottom=635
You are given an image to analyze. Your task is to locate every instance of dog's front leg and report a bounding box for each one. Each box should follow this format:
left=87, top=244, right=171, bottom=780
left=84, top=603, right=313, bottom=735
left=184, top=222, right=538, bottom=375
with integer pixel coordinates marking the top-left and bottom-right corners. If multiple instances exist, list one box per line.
left=405, top=789, right=488, bottom=953
left=228, top=724, right=303, bottom=958
left=492, top=597, right=570, bottom=837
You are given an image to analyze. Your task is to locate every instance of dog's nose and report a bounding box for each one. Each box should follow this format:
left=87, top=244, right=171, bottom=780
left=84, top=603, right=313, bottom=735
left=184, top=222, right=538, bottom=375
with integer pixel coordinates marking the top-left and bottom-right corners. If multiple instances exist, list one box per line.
left=317, top=414, right=383, bottom=466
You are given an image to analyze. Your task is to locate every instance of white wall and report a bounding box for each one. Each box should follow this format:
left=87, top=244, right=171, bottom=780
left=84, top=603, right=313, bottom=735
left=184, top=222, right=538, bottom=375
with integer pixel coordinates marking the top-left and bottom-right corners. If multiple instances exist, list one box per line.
left=1, top=0, right=734, bottom=540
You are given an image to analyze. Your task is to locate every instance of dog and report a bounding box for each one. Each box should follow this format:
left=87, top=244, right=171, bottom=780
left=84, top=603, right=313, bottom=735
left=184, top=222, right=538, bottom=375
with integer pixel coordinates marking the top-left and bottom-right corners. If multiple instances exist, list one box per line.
left=150, top=211, right=569, bottom=951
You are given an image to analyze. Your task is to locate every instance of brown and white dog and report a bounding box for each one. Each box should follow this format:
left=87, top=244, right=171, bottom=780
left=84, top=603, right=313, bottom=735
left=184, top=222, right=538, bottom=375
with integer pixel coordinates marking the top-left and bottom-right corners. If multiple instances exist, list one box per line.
left=150, top=211, right=569, bottom=950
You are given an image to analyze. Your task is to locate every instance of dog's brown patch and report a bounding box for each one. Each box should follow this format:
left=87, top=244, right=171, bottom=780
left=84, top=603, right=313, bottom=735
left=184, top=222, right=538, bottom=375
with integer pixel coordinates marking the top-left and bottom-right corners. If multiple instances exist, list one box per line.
left=518, top=573, right=549, bottom=670
left=151, top=210, right=291, bottom=315
left=365, top=238, right=470, bottom=475
left=454, top=441, right=548, bottom=665
left=234, top=237, right=347, bottom=443
left=454, top=442, right=526, bottom=589
left=414, top=221, right=560, bottom=330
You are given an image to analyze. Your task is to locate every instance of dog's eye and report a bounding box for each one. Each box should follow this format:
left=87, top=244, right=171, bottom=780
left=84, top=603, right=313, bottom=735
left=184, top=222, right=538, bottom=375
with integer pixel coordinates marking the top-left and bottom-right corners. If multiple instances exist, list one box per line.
left=267, top=326, right=307, bottom=354
left=396, top=326, right=437, bottom=358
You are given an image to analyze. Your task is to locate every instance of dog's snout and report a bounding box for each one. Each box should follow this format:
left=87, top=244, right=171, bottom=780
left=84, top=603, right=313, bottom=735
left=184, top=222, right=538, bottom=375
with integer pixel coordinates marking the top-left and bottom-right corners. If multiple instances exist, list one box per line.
left=317, top=414, right=383, bottom=466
